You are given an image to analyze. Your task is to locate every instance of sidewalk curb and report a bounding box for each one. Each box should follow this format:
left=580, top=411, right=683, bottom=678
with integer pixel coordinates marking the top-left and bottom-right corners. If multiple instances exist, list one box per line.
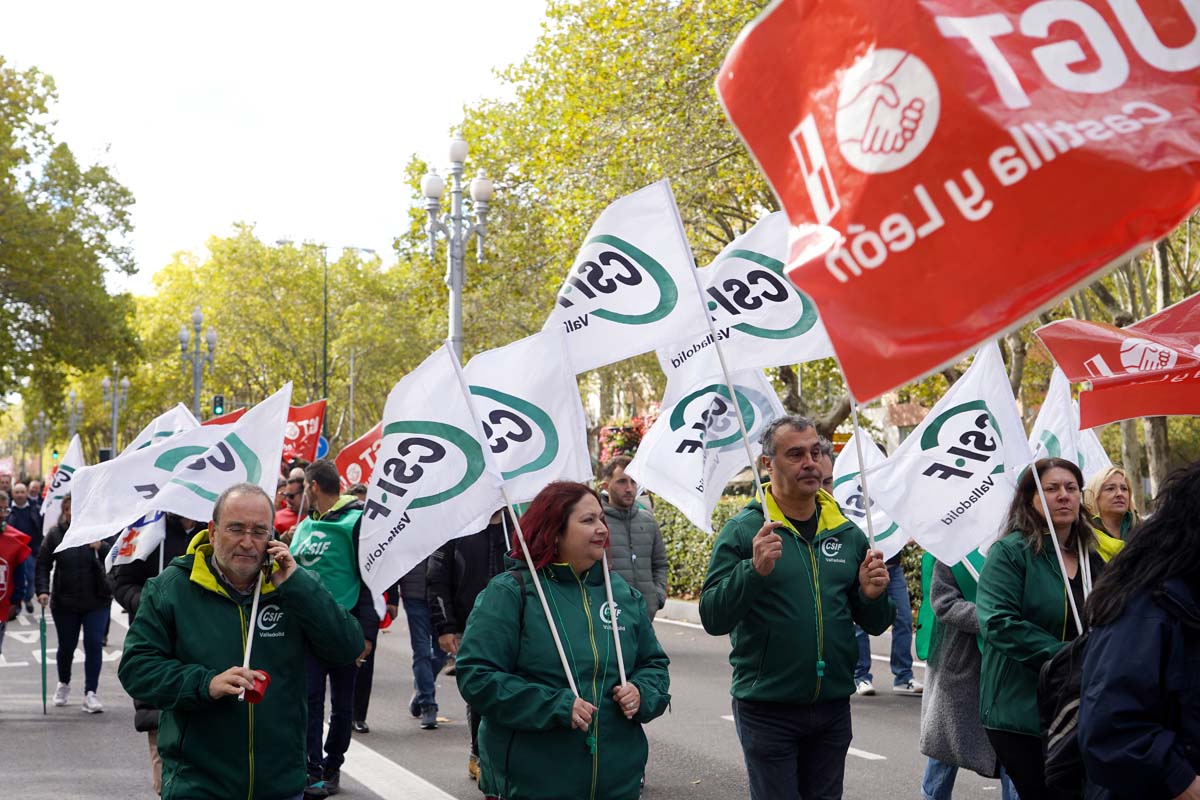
left=660, top=597, right=701, bottom=625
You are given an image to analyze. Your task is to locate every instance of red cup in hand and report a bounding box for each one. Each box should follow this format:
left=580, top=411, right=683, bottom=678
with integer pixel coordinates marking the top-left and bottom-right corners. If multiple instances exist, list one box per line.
left=244, top=670, right=271, bottom=704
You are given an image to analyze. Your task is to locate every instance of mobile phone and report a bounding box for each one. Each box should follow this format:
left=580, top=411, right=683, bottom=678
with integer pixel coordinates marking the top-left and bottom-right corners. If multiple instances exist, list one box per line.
left=262, top=532, right=277, bottom=576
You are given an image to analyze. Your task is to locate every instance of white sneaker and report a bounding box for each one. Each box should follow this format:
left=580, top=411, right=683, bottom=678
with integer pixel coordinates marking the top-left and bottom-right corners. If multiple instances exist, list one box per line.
left=893, top=679, right=924, bottom=696
left=855, top=679, right=876, bottom=696
left=52, top=682, right=70, bottom=707
left=82, top=691, right=104, bottom=714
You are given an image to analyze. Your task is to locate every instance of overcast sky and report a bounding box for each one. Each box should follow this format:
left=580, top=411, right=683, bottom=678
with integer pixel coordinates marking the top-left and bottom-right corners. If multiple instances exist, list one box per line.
left=0, top=0, right=548, bottom=295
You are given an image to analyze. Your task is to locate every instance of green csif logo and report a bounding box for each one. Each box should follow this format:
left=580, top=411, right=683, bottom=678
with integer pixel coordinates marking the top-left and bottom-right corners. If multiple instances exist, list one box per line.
left=140, top=434, right=263, bottom=501
left=669, top=383, right=773, bottom=454
left=706, top=250, right=819, bottom=340
left=469, top=386, right=558, bottom=480
left=556, top=235, right=678, bottom=327
left=920, top=401, right=1004, bottom=481
left=362, top=421, right=485, bottom=521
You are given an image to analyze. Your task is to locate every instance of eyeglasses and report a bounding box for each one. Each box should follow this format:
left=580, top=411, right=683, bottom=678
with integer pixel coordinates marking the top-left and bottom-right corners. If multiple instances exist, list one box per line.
left=222, top=523, right=273, bottom=541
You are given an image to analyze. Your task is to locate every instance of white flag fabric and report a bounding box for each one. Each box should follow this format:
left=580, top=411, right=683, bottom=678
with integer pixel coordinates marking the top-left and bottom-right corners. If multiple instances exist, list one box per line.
left=660, top=211, right=834, bottom=388
left=42, top=435, right=84, bottom=537
left=871, top=343, right=1032, bottom=565
left=627, top=368, right=783, bottom=533
left=358, top=346, right=505, bottom=596
left=542, top=180, right=710, bottom=373
left=464, top=330, right=592, bottom=505
left=1028, top=368, right=1113, bottom=483
left=105, top=511, right=169, bottom=572
left=61, top=385, right=291, bottom=550
left=831, top=433, right=905, bottom=561
left=120, top=404, right=200, bottom=456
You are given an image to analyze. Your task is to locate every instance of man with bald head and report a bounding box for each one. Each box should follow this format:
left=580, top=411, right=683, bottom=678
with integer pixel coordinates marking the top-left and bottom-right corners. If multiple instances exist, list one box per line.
left=119, top=483, right=364, bottom=800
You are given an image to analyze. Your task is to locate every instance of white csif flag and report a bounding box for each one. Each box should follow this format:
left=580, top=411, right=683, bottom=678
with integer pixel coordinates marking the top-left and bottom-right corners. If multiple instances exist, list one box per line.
left=42, top=435, right=85, bottom=537
left=543, top=180, right=710, bottom=373
left=121, top=404, right=200, bottom=456
left=660, top=211, right=834, bottom=388
left=628, top=367, right=783, bottom=533
left=105, top=511, right=169, bottom=572
left=871, top=343, right=1032, bottom=565
left=464, top=330, right=592, bottom=505
left=61, top=385, right=291, bottom=550
left=1027, top=368, right=1112, bottom=483
left=831, top=433, right=906, bottom=561
left=358, top=346, right=505, bottom=596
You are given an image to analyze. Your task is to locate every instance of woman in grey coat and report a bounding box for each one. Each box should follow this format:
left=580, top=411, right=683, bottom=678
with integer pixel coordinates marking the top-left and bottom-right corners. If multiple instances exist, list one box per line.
left=918, top=560, right=1017, bottom=800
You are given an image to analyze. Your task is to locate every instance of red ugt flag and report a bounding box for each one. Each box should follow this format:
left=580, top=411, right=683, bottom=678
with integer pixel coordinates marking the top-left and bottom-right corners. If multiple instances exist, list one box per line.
left=334, top=423, right=382, bottom=492
left=283, top=400, right=327, bottom=463
left=717, top=0, right=1200, bottom=401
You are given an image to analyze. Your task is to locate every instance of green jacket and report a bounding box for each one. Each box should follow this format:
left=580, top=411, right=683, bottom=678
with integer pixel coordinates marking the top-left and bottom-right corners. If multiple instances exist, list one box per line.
left=117, top=531, right=364, bottom=800
left=976, top=531, right=1107, bottom=734
left=699, top=488, right=895, bottom=704
left=456, top=559, right=671, bottom=800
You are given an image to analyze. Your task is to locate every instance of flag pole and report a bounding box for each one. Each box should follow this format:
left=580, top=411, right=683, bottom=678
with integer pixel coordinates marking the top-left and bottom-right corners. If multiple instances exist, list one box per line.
left=667, top=181, right=767, bottom=512
left=600, top=552, right=628, bottom=686
left=444, top=343, right=580, bottom=697
left=848, top=402, right=878, bottom=550
left=237, top=577, right=263, bottom=702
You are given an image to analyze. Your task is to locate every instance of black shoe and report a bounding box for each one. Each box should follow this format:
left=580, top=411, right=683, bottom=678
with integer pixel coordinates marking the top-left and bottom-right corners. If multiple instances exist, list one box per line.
left=24, top=600, right=33, bottom=613
left=352, top=720, right=369, bottom=734
left=420, top=705, right=438, bottom=730
left=409, top=692, right=420, bottom=718
left=303, top=777, right=330, bottom=799
left=322, top=767, right=341, bottom=796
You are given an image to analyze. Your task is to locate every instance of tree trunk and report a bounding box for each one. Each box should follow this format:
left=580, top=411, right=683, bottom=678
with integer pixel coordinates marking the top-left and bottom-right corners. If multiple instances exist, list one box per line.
left=1120, top=419, right=1144, bottom=512
left=1007, top=332, right=1027, bottom=398
left=1141, top=416, right=1170, bottom=500
left=775, top=365, right=805, bottom=415
left=816, top=394, right=851, bottom=439
left=1154, top=239, right=1173, bottom=312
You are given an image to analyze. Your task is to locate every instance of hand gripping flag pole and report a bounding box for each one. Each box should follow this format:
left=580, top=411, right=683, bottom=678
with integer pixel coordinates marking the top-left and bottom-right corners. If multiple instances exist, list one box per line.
left=446, top=344, right=581, bottom=697
left=668, top=181, right=768, bottom=515
left=237, top=575, right=264, bottom=702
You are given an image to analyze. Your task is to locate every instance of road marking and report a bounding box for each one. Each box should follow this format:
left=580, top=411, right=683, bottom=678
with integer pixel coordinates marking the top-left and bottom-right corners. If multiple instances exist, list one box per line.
left=870, top=654, right=927, bottom=670
left=327, top=726, right=458, bottom=799
left=0, top=655, right=30, bottom=668
left=110, top=601, right=130, bottom=629
left=720, top=715, right=887, bottom=760
left=655, top=617, right=705, bottom=630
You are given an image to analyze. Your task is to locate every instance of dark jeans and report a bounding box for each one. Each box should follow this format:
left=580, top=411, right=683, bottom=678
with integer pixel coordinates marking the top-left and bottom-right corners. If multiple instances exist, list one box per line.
left=353, top=645, right=375, bottom=722
left=732, top=697, right=853, bottom=800
left=403, top=597, right=446, bottom=709
left=54, top=605, right=110, bottom=693
left=987, top=728, right=1071, bottom=800
left=854, top=562, right=914, bottom=685
left=305, top=652, right=358, bottom=774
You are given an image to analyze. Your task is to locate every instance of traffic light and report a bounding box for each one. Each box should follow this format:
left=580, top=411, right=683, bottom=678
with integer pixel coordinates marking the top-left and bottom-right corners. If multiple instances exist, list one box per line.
left=212, top=394, right=226, bottom=416
left=52, top=449, right=59, bottom=461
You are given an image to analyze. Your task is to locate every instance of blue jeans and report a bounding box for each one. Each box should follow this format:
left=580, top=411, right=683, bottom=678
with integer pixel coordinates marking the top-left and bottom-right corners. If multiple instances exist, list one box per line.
left=922, top=757, right=1019, bottom=800
left=732, top=697, right=853, bottom=800
left=854, top=562, right=913, bottom=685
left=403, top=597, right=446, bottom=710
left=305, top=652, right=357, bottom=774
left=54, top=605, right=110, bottom=693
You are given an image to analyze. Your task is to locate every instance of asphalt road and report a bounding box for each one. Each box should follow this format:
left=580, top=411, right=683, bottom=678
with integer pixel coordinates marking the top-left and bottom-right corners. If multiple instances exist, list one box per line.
left=1, top=601, right=1008, bottom=799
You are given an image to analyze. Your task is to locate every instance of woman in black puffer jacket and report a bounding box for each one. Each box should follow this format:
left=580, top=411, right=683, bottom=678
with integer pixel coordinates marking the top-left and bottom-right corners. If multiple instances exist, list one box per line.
left=35, top=494, right=112, bottom=714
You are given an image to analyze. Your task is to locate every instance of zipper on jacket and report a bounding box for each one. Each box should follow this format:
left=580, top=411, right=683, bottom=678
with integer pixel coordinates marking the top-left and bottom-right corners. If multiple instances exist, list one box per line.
left=804, top=541, right=825, bottom=703
left=575, top=573, right=600, bottom=800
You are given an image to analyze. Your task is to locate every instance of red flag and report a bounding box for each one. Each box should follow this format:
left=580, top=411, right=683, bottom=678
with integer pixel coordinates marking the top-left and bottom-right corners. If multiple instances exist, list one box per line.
left=1037, top=294, right=1200, bottom=426
left=203, top=407, right=248, bottom=426
left=334, top=423, right=382, bottom=492
left=716, top=0, right=1200, bottom=401
left=283, top=400, right=327, bottom=463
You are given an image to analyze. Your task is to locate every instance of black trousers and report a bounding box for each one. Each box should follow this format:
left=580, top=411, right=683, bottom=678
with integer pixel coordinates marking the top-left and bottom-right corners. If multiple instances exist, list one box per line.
left=732, top=697, right=853, bottom=800
left=986, top=728, right=1073, bottom=800
left=353, top=647, right=376, bottom=722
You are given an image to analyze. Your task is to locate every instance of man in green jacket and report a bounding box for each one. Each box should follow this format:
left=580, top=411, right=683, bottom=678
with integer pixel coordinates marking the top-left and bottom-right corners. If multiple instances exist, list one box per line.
left=118, top=483, right=365, bottom=800
left=700, top=415, right=894, bottom=800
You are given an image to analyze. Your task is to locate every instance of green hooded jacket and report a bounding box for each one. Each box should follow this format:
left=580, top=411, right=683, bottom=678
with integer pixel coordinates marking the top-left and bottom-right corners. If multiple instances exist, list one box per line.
left=976, top=531, right=1111, bottom=735
left=117, top=531, right=365, bottom=800
left=456, top=559, right=671, bottom=800
left=699, top=488, right=895, bottom=704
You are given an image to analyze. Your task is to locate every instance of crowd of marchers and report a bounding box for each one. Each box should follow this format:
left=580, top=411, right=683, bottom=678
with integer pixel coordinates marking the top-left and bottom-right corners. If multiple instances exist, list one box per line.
left=4, top=414, right=1198, bottom=800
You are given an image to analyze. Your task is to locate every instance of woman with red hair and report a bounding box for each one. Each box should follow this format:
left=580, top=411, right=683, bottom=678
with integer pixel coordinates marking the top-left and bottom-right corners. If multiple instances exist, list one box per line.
left=456, top=481, right=672, bottom=800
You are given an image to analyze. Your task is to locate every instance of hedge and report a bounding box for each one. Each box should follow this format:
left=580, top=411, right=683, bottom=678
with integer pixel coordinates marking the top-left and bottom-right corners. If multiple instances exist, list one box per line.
left=653, top=494, right=925, bottom=617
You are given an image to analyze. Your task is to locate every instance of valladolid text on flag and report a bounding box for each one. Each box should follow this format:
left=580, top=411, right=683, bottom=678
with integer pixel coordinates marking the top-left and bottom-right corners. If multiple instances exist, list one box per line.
left=61, top=384, right=292, bottom=550
left=358, top=345, right=504, bottom=596
left=870, top=343, right=1032, bottom=565
left=716, top=0, right=1200, bottom=401
left=628, top=368, right=783, bottom=533
left=543, top=180, right=710, bottom=374
left=464, top=330, right=592, bottom=505
left=831, top=432, right=905, bottom=561
left=659, top=211, right=834, bottom=389
left=1037, top=293, right=1200, bottom=426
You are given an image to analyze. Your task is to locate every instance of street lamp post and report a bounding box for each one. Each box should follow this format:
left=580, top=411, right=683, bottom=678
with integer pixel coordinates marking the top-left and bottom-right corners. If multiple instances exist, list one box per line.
left=421, top=133, right=494, bottom=361
left=31, top=411, right=49, bottom=478
left=179, top=307, right=217, bottom=418
left=101, top=369, right=130, bottom=454
left=65, top=390, right=83, bottom=440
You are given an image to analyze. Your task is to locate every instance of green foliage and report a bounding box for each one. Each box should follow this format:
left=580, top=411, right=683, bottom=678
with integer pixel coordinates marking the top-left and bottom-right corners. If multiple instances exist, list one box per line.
left=655, top=493, right=748, bottom=599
